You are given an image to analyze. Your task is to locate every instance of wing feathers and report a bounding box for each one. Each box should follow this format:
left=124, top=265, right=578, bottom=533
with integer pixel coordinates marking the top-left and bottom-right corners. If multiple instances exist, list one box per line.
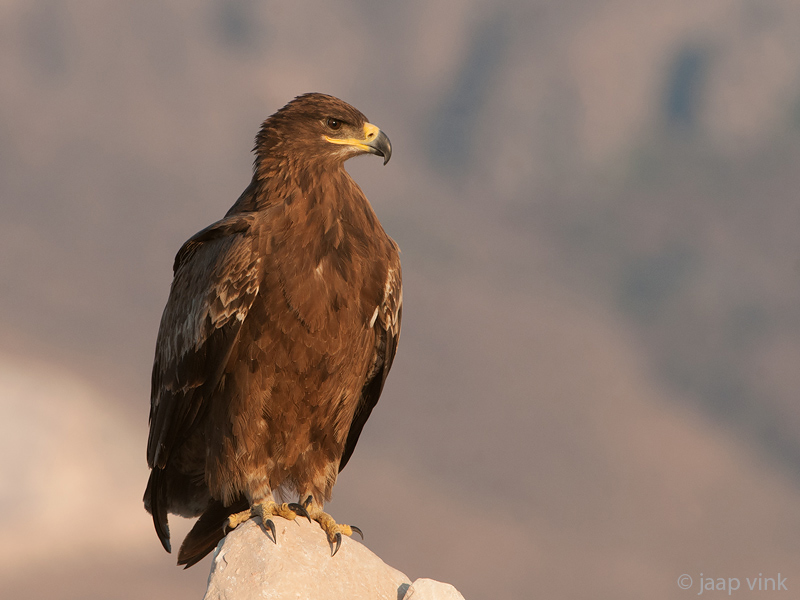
left=144, top=466, right=171, bottom=552
left=339, top=259, right=402, bottom=472
left=147, top=215, right=261, bottom=469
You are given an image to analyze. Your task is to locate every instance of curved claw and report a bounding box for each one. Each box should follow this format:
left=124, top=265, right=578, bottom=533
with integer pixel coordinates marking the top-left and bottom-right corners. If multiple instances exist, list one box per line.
left=302, top=495, right=313, bottom=509
left=349, top=525, right=364, bottom=540
left=288, top=502, right=312, bottom=523
left=331, top=532, right=342, bottom=556
left=264, top=518, right=277, bottom=542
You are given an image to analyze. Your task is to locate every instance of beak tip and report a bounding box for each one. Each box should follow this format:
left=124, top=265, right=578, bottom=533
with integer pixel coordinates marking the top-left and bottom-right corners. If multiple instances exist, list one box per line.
left=367, top=128, right=392, bottom=166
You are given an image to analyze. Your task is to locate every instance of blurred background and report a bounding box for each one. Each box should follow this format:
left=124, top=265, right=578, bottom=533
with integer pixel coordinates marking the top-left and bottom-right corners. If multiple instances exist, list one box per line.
left=2, top=1, right=800, bottom=598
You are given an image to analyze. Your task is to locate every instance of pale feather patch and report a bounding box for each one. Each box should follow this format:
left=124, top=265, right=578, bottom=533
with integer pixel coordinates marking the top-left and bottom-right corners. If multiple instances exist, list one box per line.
left=381, top=267, right=402, bottom=328
left=369, top=306, right=379, bottom=328
left=384, top=267, right=396, bottom=298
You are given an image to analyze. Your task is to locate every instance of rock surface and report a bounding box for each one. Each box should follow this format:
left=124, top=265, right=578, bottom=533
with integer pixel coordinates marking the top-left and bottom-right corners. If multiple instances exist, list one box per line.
left=203, top=517, right=464, bottom=600
left=403, top=578, right=466, bottom=600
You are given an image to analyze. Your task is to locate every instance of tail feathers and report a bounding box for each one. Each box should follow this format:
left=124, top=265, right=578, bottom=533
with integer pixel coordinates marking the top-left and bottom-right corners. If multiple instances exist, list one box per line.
left=144, top=468, right=172, bottom=553
left=178, top=497, right=249, bottom=569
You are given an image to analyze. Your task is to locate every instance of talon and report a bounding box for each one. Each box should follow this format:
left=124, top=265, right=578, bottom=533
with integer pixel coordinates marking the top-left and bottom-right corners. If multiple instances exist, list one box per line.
left=349, top=525, right=363, bottom=540
left=251, top=501, right=283, bottom=542
left=288, top=502, right=312, bottom=522
left=302, top=495, right=313, bottom=509
left=332, top=532, right=342, bottom=556
left=264, top=518, right=277, bottom=542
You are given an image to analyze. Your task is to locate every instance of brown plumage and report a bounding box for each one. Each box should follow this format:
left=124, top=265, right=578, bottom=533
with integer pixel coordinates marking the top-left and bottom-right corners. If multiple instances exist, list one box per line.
left=143, top=93, right=401, bottom=567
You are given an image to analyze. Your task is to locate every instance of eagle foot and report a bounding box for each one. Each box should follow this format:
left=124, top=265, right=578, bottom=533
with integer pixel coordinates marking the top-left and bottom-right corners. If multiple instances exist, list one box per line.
left=305, top=504, right=364, bottom=556
left=225, top=507, right=254, bottom=533
left=225, top=500, right=310, bottom=542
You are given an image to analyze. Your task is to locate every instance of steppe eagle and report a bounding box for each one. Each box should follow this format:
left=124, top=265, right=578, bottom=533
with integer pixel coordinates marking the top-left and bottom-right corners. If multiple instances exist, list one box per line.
left=143, top=93, right=401, bottom=567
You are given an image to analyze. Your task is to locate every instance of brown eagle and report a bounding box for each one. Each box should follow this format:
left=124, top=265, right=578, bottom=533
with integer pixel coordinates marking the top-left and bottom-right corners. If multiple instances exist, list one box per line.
left=144, top=93, right=401, bottom=567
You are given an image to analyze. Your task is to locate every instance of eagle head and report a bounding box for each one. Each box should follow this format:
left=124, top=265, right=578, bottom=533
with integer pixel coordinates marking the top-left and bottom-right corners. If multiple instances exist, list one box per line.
left=254, top=93, right=392, bottom=169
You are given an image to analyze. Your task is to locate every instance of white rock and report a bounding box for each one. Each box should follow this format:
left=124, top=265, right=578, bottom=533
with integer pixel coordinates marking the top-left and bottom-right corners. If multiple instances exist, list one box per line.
left=204, top=517, right=412, bottom=600
left=401, top=578, right=466, bottom=600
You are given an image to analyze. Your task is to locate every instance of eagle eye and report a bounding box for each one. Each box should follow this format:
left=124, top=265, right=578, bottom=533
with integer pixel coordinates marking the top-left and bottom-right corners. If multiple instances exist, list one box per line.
left=326, top=117, right=343, bottom=131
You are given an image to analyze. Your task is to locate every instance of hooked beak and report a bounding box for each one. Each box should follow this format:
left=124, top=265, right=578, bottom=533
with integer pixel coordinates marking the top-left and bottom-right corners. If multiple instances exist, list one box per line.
left=364, top=126, right=392, bottom=165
